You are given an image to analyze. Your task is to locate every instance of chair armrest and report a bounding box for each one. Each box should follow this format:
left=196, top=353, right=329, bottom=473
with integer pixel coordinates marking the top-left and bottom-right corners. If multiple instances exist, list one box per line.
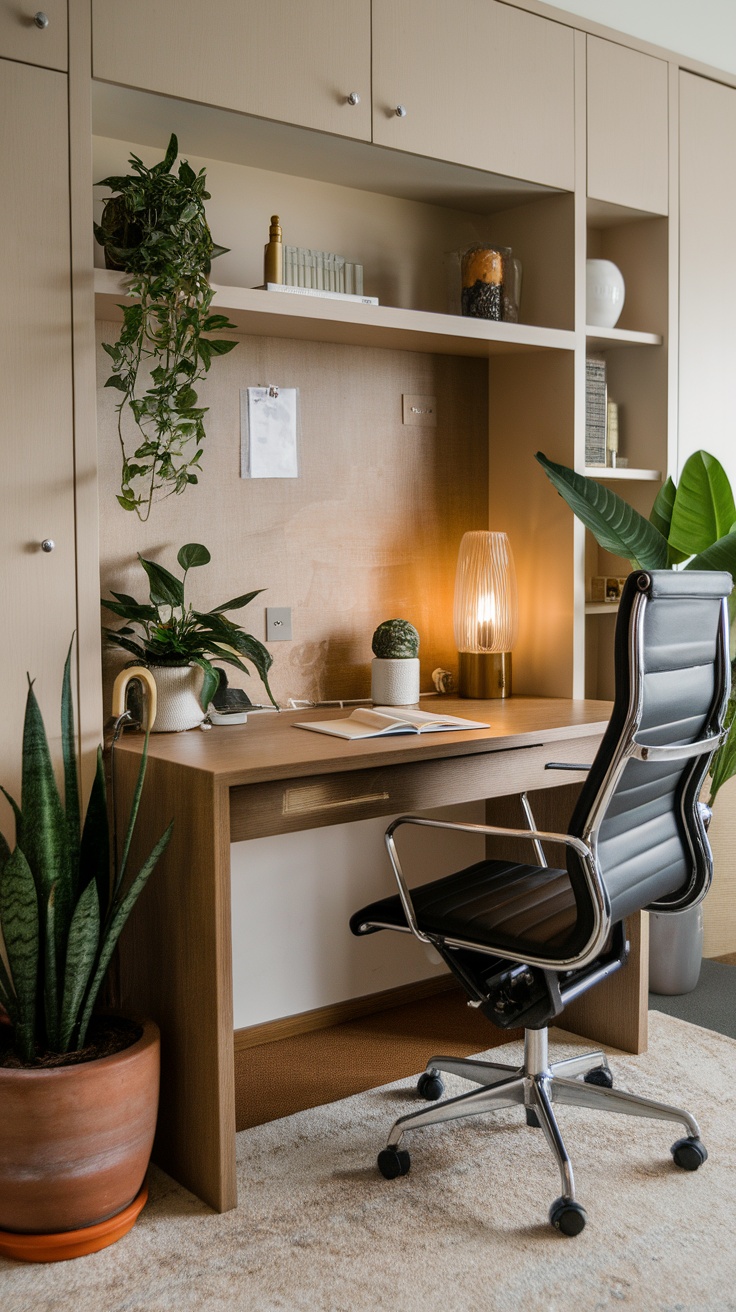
left=630, top=730, right=727, bottom=762
left=384, top=815, right=610, bottom=973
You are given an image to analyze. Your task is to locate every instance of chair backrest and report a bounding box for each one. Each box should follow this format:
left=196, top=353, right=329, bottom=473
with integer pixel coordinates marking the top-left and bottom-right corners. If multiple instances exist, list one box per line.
left=567, top=570, right=731, bottom=932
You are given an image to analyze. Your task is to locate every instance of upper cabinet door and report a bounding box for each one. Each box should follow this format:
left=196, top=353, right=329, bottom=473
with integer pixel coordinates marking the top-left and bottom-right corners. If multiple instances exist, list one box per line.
left=372, top=0, right=574, bottom=191
left=92, top=0, right=371, bottom=141
left=0, top=0, right=67, bottom=70
left=587, top=36, right=669, bottom=214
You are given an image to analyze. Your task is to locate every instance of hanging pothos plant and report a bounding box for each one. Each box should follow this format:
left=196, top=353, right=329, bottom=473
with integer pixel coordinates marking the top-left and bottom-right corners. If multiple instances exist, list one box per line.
left=94, top=134, right=237, bottom=521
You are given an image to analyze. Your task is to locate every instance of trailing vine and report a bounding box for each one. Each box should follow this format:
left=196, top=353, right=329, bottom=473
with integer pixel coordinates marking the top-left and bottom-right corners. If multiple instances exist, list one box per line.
left=95, top=134, right=237, bottom=520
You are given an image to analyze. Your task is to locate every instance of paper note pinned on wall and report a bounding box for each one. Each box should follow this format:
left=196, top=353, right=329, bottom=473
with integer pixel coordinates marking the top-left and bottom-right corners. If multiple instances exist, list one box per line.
left=241, top=386, right=299, bottom=478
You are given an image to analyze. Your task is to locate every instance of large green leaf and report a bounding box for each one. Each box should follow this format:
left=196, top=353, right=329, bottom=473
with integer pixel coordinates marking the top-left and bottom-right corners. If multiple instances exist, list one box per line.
left=685, top=531, right=736, bottom=577
left=137, top=554, right=184, bottom=608
left=44, top=884, right=60, bottom=1051
left=60, top=879, right=100, bottom=1052
left=649, top=477, right=689, bottom=566
left=79, top=748, right=110, bottom=925
left=177, top=543, right=210, bottom=572
left=206, top=589, right=264, bottom=615
left=192, top=656, right=219, bottom=711
left=76, top=821, right=173, bottom=1047
left=61, top=639, right=80, bottom=890
left=0, top=848, right=38, bottom=1062
left=114, top=733, right=150, bottom=900
left=19, top=681, right=72, bottom=966
left=669, top=450, right=736, bottom=556
left=535, top=453, right=669, bottom=568
left=0, top=947, right=17, bottom=1024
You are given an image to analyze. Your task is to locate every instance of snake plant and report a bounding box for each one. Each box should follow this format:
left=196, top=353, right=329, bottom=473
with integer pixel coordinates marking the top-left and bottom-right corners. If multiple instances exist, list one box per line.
left=536, top=449, right=736, bottom=804
left=0, top=642, right=172, bottom=1063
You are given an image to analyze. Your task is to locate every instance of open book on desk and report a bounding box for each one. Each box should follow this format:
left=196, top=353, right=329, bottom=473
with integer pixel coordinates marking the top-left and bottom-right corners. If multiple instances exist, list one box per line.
left=293, top=706, right=489, bottom=740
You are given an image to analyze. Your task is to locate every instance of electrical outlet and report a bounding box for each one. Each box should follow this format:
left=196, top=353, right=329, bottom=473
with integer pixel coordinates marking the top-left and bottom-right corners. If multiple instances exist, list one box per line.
left=266, top=607, right=292, bottom=641
left=402, top=394, right=437, bottom=426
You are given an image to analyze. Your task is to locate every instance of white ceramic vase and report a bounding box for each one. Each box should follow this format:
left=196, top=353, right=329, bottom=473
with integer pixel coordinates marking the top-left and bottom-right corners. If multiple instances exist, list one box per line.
left=150, top=664, right=206, bottom=732
left=586, top=258, right=626, bottom=328
left=371, top=658, right=420, bottom=707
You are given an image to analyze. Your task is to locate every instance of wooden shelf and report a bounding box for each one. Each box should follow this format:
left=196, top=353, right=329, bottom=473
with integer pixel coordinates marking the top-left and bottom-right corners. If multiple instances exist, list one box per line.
left=582, top=466, right=661, bottom=481
left=585, top=602, right=620, bottom=615
left=94, top=270, right=575, bottom=360
left=586, top=326, right=663, bottom=350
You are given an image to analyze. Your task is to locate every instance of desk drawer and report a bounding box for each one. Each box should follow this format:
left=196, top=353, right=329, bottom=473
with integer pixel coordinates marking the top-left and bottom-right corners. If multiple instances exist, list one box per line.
left=229, top=736, right=601, bottom=841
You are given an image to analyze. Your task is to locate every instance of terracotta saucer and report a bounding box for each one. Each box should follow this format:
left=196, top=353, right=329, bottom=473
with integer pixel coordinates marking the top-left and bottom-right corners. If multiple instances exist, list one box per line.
left=0, top=1183, right=148, bottom=1263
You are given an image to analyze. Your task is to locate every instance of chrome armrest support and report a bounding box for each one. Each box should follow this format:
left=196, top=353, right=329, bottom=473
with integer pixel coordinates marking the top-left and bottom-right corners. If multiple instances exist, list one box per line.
left=383, top=815, right=611, bottom=974
left=630, top=730, right=727, bottom=762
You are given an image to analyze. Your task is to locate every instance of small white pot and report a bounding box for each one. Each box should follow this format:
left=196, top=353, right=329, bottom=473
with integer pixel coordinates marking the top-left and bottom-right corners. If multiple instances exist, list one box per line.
left=150, top=664, right=205, bottom=732
left=371, top=658, right=420, bottom=707
left=586, top=259, right=626, bottom=328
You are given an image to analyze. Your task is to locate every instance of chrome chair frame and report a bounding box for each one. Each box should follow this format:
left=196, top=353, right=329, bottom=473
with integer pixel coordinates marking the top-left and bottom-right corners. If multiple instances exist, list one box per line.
left=360, top=579, right=730, bottom=1232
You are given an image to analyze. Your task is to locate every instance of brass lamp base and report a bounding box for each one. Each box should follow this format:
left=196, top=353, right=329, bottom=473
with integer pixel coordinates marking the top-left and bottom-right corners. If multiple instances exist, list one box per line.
left=458, top=651, right=512, bottom=698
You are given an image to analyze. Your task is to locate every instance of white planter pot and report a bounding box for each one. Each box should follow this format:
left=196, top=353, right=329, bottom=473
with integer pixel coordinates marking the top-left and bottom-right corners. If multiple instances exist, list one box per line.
left=371, top=658, right=420, bottom=707
left=649, top=904, right=704, bottom=995
left=586, top=259, right=626, bottom=328
left=150, top=664, right=205, bottom=733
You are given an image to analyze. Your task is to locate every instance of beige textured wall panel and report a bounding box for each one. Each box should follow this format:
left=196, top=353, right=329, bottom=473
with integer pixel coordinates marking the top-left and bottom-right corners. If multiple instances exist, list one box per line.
left=704, top=777, right=736, bottom=957
left=97, top=326, right=487, bottom=710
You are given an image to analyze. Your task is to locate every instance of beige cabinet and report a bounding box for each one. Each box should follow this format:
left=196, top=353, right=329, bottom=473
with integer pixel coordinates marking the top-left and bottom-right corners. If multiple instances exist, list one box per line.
left=0, top=58, right=77, bottom=828
left=0, top=0, right=66, bottom=69
left=587, top=36, right=668, bottom=215
left=92, top=0, right=371, bottom=142
left=372, top=0, right=575, bottom=190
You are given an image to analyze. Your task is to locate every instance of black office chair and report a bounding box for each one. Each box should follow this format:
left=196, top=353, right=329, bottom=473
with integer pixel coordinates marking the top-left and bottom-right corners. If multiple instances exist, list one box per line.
left=350, top=570, right=731, bottom=1235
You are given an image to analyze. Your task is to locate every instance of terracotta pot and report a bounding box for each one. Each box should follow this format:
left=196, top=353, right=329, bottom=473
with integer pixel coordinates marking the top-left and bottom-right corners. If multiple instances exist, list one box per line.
left=0, top=1018, right=159, bottom=1236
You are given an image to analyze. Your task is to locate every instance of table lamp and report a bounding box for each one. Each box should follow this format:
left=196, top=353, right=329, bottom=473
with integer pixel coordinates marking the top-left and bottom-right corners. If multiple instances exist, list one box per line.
left=453, top=530, right=518, bottom=698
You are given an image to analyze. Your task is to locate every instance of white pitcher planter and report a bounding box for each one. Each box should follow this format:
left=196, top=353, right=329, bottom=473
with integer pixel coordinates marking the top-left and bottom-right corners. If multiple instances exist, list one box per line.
left=149, top=664, right=206, bottom=732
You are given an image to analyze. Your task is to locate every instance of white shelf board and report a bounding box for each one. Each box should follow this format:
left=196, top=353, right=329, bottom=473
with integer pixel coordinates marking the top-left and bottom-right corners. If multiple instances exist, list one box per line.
left=95, top=270, right=575, bottom=359
left=582, top=466, right=661, bottom=481
left=585, top=603, right=620, bottom=615
left=586, top=326, right=662, bottom=350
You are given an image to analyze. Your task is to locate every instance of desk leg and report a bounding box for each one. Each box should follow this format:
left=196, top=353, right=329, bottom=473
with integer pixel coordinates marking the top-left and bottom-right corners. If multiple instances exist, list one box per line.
left=485, top=787, right=648, bottom=1055
left=114, top=751, right=237, bottom=1212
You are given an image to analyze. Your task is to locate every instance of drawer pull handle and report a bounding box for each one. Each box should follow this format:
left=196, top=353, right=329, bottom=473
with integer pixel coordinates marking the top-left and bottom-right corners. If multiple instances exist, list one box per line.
left=284, top=786, right=389, bottom=815
left=34, top=11, right=49, bottom=28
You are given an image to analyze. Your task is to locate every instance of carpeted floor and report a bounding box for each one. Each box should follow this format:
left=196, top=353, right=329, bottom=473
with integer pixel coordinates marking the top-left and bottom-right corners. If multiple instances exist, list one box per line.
left=651, top=958, right=736, bottom=1039
left=4, top=1012, right=736, bottom=1312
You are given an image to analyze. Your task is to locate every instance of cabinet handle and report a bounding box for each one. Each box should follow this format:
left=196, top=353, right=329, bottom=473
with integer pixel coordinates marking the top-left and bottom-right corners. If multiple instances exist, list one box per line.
left=34, top=11, right=49, bottom=28
left=395, top=104, right=407, bottom=118
left=41, top=539, right=55, bottom=552
left=346, top=91, right=361, bottom=106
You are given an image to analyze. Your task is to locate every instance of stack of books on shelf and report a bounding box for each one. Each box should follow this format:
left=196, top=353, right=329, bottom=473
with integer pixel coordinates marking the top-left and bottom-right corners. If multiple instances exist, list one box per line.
left=267, top=247, right=378, bottom=305
left=585, top=356, right=622, bottom=468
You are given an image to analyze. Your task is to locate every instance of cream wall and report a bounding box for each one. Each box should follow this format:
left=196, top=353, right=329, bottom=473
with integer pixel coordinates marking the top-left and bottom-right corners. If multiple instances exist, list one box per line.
left=557, top=0, right=736, bottom=76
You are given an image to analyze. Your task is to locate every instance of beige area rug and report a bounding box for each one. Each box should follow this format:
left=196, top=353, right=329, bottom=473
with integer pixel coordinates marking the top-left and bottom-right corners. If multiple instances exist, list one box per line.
left=4, top=1012, right=736, bottom=1312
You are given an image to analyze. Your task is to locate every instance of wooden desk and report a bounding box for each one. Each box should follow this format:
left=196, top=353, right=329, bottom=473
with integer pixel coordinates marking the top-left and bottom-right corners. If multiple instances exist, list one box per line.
left=114, top=695, right=646, bottom=1213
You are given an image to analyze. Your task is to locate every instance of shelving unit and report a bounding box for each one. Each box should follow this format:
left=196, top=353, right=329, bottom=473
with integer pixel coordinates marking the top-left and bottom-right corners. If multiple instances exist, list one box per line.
left=94, top=269, right=575, bottom=359
left=582, top=466, right=662, bottom=481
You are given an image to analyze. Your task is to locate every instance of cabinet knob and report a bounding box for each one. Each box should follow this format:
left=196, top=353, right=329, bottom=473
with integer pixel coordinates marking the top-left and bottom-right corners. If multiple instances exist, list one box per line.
left=34, top=11, right=49, bottom=28
left=41, top=538, right=55, bottom=552
left=395, top=104, right=407, bottom=118
left=346, top=91, right=361, bottom=106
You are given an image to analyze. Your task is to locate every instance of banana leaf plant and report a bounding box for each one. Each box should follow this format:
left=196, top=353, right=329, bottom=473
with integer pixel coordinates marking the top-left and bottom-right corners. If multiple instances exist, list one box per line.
left=0, top=642, right=172, bottom=1063
left=536, top=449, right=736, bottom=805
left=101, top=542, right=277, bottom=712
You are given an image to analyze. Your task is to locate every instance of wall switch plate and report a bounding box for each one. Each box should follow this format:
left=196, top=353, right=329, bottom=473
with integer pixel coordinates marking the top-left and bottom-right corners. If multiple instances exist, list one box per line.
left=266, top=607, right=292, bottom=641
left=402, top=394, right=437, bottom=426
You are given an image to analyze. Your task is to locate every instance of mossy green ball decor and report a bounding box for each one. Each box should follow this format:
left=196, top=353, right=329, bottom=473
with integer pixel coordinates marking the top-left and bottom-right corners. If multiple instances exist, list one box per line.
left=372, top=619, right=420, bottom=660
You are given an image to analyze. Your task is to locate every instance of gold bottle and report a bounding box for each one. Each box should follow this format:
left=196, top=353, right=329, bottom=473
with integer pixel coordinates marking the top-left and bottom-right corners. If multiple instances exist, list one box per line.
left=264, top=215, right=283, bottom=285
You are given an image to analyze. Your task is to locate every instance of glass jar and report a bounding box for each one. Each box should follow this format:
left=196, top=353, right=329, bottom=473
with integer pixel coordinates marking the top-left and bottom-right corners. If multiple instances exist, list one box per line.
left=460, top=244, right=521, bottom=322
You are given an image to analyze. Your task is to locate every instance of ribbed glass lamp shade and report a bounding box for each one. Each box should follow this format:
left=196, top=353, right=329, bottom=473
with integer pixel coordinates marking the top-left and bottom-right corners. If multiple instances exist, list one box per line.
left=453, top=531, right=518, bottom=653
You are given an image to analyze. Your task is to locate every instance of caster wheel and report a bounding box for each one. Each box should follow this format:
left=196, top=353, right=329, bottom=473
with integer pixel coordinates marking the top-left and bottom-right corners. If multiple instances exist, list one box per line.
left=671, top=1136, right=708, bottom=1171
left=377, top=1147, right=411, bottom=1179
left=417, top=1071, right=445, bottom=1101
left=549, top=1196, right=587, bottom=1236
left=584, top=1065, right=613, bottom=1089
left=525, top=1108, right=541, bottom=1128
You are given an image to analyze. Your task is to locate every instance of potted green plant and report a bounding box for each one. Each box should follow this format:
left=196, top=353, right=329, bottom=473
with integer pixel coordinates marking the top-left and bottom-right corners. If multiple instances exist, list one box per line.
left=95, top=133, right=237, bottom=521
left=101, top=542, right=278, bottom=731
left=371, top=619, right=421, bottom=706
left=536, top=448, right=736, bottom=994
left=0, top=643, right=172, bottom=1262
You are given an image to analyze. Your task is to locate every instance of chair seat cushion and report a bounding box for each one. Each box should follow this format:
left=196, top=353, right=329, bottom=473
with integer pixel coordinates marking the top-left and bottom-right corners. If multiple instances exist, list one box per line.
left=350, top=858, right=578, bottom=955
